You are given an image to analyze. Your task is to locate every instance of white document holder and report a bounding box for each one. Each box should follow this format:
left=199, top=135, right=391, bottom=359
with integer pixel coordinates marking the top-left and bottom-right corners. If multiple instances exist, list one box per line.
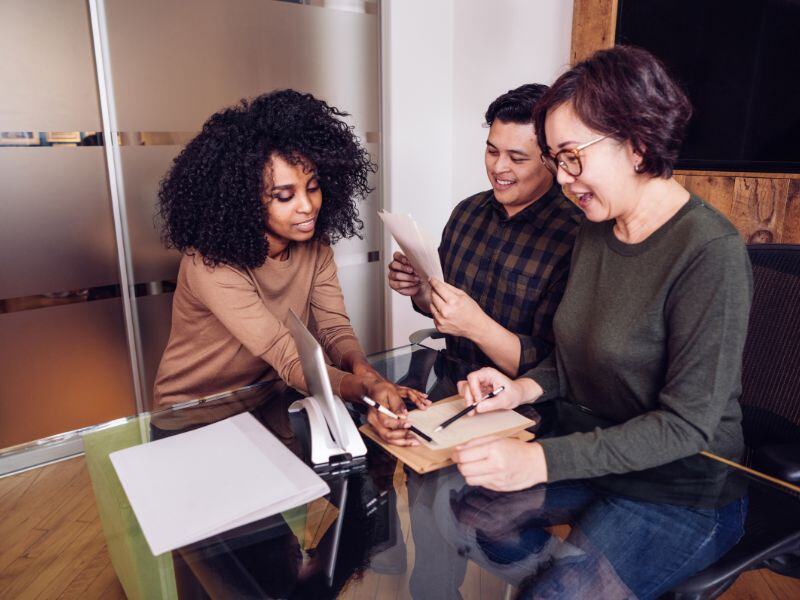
left=285, top=310, right=367, bottom=466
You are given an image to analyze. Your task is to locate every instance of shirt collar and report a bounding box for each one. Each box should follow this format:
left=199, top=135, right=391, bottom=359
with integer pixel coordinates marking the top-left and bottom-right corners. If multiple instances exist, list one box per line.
left=480, top=183, right=567, bottom=228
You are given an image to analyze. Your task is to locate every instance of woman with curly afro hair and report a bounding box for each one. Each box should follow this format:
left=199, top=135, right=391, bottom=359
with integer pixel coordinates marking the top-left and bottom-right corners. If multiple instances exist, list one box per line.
left=153, top=90, right=429, bottom=445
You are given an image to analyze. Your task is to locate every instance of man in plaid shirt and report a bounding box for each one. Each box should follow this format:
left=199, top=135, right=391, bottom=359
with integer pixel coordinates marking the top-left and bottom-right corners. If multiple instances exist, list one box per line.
left=388, top=84, right=581, bottom=375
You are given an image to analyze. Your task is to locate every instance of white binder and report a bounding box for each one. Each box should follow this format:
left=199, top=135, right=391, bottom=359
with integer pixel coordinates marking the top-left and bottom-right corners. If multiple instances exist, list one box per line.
left=110, top=412, right=330, bottom=556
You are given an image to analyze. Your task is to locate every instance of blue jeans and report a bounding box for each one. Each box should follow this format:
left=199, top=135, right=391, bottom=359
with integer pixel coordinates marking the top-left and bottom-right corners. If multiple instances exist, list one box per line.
left=408, top=470, right=747, bottom=600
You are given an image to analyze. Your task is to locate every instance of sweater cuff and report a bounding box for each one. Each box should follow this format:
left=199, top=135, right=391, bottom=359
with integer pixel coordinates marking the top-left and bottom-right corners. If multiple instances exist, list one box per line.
left=326, top=365, right=348, bottom=398
left=538, top=435, right=580, bottom=483
left=521, top=363, right=560, bottom=401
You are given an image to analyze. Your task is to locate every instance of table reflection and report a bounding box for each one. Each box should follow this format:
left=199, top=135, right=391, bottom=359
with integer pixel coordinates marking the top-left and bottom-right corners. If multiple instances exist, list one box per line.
left=84, top=344, right=800, bottom=599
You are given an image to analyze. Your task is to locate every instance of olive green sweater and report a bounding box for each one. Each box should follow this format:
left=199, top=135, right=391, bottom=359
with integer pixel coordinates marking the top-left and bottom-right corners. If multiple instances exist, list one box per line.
left=528, top=196, right=752, bottom=505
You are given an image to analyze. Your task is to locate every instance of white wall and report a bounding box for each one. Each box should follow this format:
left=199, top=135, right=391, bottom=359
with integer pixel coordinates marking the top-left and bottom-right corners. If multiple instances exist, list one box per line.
left=381, top=0, right=573, bottom=348
left=451, top=0, right=574, bottom=202
left=381, top=0, right=455, bottom=348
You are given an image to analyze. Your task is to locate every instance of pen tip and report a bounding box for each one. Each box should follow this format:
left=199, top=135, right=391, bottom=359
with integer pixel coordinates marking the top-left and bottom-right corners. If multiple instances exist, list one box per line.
left=433, top=426, right=443, bottom=433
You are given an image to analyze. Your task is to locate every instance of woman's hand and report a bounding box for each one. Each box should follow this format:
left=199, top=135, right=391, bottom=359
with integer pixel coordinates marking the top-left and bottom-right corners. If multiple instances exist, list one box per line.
left=452, top=436, right=548, bottom=492
left=394, top=383, right=432, bottom=410
left=364, top=379, right=429, bottom=447
left=429, top=278, right=487, bottom=339
left=344, top=352, right=431, bottom=410
left=456, top=367, right=528, bottom=413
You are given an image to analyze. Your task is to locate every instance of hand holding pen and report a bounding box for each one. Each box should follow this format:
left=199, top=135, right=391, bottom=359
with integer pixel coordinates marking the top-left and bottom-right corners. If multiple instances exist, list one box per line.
left=434, top=386, right=505, bottom=432
left=360, top=380, right=430, bottom=447
left=456, top=367, right=533, bottom=415
left=362, top=396, right=434, bottom=444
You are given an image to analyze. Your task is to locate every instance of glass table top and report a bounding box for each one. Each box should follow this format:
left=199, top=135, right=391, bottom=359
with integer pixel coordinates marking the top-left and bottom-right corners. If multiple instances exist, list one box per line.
left=82, top=343, right=800, bottom=599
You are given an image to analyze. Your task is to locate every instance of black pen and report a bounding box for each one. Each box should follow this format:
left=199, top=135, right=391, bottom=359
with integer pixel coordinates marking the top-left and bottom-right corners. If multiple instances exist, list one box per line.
left=433, top=386, right=505, bottom=433
left=361, top=396, right=434, bottom=443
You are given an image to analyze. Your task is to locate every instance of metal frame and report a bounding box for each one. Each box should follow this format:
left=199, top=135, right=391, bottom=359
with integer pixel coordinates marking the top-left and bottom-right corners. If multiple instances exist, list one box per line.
left=89, top=0, right=147, bottom=415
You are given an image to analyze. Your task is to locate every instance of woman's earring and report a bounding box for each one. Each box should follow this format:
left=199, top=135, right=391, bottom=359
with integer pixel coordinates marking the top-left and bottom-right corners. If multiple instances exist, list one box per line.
left=634, top=163, right=644, bottom=173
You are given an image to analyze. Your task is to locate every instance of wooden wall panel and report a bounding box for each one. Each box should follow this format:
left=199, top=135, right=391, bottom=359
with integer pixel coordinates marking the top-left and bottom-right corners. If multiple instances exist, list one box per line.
left=781, top=180, right=800, bottom=243
left=570, top=0, right=618, bottom=64
left=569, top=0, right=800, bottom=245
left=679, top=175, right=735, bottom=216
left=730, top=178, right=790, bottom=244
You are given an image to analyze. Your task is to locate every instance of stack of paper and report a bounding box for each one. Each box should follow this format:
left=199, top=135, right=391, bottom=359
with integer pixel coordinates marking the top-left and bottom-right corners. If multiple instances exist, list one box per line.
left=378, top=210, right=444, bottom=281
left=110, top=412, right=330, bottom=556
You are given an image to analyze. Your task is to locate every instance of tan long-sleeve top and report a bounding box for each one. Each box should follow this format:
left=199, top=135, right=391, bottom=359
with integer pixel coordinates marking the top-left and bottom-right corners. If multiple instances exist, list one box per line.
left=153, top=241, right=363, bottom=408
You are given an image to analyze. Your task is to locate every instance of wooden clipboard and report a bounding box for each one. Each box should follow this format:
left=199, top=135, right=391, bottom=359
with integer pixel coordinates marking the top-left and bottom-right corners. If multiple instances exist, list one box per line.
left=359, top=396, right=536, bottom=474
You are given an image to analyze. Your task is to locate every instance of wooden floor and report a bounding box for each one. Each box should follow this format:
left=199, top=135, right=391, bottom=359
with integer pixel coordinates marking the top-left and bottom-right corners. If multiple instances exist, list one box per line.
left=0, top=457, right=125, bottom=600
left=1, top=456, right=798, bottom=600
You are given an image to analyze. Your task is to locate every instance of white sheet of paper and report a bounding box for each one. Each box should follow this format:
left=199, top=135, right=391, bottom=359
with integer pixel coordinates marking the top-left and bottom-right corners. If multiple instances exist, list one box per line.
left=408, top=400, right=533, bottom=449
left=378, top=210, right=444, bottom=281
left=110, top=412, right=329, bottom=556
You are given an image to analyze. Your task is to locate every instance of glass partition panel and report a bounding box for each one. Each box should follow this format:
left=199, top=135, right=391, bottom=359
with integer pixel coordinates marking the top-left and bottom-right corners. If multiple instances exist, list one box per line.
left=0, top=0, right=101, bottom=130
left=0, top=148, right=120, bottom=299
left=102, top=0, right=384, bottom=403
left=103, top=0, right=378, bottom=132
left=0, top=0, right=137, bottom=455
left=0, top=299, right=135, bottom=448
left=119, top=146, right=183, bottom=285
left=135, top=292, right=175, bottom=410
left=0, top=0, right=382, bottom=462
left=284, top=2, right=380, bottom=133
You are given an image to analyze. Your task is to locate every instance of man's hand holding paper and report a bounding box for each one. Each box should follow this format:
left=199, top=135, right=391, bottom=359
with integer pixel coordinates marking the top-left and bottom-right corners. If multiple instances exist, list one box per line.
left=429, top=278, right=488, bottom=338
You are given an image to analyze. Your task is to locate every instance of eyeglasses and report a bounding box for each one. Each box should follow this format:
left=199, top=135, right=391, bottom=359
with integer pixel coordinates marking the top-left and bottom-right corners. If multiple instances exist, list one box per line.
left=540, top=133, right=615, bottom=177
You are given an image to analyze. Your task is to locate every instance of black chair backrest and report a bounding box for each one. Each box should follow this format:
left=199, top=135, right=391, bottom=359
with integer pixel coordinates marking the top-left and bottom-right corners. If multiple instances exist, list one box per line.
left=740, top=244, right=800, bottom=449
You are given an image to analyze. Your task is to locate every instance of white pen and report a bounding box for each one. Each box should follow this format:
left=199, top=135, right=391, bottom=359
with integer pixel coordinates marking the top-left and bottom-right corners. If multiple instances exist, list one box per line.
left=361, top=395, right=401, bottom=419
left=362, top=395, right=433, bottom=443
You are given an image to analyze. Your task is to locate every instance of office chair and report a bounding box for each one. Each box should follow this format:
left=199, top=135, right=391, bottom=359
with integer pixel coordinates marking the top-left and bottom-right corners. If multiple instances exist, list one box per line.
left=667, top=244, right=800, bottom=599
left=408, top=327, right=444, bottom=346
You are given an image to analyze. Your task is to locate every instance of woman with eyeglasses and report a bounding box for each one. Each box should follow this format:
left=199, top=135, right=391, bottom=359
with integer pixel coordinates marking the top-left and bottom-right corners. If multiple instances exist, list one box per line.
left=448, top=46, right=752, bottom=597
left=153, top=90, right=428, bottom=444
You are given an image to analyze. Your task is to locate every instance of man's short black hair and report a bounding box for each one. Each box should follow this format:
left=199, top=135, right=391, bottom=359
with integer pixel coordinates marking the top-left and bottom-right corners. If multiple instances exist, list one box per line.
left=484, top=83, right=549, bottom=126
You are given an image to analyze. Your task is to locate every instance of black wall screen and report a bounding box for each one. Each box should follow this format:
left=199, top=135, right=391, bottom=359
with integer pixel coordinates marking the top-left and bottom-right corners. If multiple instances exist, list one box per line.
left=616, top=0, right=800, bottom=173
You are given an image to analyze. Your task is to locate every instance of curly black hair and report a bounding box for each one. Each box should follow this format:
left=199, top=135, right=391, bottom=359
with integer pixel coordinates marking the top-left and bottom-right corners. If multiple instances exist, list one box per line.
left=157, top=89, right=374, bottom=268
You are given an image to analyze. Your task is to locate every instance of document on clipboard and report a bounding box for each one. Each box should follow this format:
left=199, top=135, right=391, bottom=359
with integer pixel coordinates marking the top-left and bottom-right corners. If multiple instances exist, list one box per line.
left=378, top=210, right=444, bottom=281
left=359, top=396, right=536, bottom=474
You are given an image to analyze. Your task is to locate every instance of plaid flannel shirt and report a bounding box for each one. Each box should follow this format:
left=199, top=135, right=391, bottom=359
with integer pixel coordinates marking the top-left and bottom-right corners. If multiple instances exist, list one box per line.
left=415, top=184, right=581, bottom=373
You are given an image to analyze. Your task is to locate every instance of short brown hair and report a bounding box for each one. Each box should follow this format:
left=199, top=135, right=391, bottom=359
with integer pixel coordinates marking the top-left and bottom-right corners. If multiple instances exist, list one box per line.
left=533, top=45, right=692, bottom=178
